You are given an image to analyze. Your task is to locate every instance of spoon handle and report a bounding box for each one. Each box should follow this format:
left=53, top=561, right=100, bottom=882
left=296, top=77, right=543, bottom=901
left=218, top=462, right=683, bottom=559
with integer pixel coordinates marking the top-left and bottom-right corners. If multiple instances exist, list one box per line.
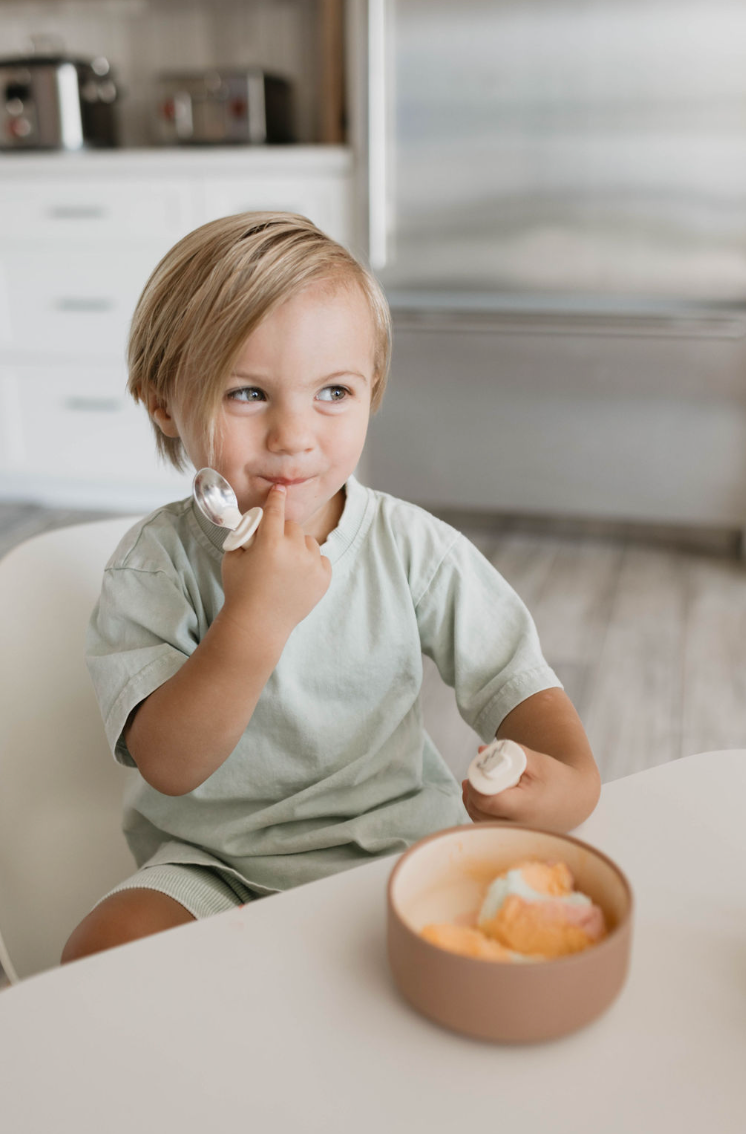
left=223, top=507, right=263, bottom=552
left=467, top=739, right=527, bottom=796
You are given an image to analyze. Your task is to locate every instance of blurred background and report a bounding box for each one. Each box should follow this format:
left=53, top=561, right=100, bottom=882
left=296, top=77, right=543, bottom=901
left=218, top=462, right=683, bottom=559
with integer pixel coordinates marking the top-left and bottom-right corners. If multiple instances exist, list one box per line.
left=0, top=0, right=745, bottom=792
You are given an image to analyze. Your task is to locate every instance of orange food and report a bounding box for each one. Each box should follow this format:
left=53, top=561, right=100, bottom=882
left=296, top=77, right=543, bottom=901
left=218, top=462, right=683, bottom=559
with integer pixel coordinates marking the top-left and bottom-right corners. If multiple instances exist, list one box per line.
left=419, top=859, right=607, bottom=962
left=421, top=923, right=515, bottom=961
left=480, top=894, right=600, bottom=959
left=515, top=859, right=574, bottom=897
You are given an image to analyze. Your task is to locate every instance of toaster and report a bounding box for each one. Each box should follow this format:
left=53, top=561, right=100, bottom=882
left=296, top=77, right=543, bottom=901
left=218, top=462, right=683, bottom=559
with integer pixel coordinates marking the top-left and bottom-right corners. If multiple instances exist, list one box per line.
left=156, top=69, right=294, bottom=145
left=0, top=55, right=119, bottom=150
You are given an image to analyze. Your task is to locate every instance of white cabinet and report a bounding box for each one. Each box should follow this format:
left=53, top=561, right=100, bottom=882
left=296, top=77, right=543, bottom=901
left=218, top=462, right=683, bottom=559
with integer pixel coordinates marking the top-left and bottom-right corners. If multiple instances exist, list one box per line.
left=201, top=177, right=351, bottom=246
left=2, top=365, right=174, bottom=484
left=0, top=147, right=353, bottom=510
left=0, top=246, right=170, bottom=359
left=0, top=180, right=195, bottom=243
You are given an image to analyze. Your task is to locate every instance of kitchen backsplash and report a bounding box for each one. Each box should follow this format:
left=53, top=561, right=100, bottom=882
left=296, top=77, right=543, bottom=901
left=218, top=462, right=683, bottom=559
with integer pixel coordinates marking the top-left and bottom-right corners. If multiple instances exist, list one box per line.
left=0, top=0, right=321, bottom=145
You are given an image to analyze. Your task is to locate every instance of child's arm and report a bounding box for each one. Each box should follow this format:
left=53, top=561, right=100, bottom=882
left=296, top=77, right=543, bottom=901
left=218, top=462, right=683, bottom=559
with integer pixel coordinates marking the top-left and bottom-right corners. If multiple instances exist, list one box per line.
left=124, top=484, right=331, bottom=796
left=461, top=687, right=601, bottom=832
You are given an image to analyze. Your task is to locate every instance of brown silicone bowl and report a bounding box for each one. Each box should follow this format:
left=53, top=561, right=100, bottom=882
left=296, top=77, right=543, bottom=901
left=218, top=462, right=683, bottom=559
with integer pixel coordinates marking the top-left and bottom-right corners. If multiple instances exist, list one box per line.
left=387, top=823, right=633, bottom=1043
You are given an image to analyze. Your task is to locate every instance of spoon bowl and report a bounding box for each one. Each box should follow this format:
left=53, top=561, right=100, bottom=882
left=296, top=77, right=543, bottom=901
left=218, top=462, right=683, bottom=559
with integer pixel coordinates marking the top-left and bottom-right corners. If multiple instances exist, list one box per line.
left=192, top=468, right=263, bottom=550
left=193, top=468, right=243, bottom=530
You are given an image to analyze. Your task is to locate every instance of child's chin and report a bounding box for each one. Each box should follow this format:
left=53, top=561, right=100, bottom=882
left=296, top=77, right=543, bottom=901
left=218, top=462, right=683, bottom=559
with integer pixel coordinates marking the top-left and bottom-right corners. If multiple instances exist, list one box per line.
left=284, top=501, right=312, bottom=525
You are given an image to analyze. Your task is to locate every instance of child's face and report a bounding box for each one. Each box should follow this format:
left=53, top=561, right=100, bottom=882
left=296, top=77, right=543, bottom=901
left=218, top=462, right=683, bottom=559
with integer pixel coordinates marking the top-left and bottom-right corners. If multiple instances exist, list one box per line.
left=162, top=280, right=376, bottom=542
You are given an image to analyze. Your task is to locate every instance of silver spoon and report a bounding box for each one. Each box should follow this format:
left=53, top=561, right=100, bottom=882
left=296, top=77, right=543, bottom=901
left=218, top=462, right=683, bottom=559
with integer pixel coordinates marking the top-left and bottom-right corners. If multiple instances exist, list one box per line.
left=192, top=467, right=263, bottom=551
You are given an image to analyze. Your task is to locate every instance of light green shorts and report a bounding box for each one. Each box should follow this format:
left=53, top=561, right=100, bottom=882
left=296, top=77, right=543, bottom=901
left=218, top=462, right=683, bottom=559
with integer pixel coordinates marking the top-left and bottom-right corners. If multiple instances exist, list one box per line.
left=99, top=863, right=256, bottom=920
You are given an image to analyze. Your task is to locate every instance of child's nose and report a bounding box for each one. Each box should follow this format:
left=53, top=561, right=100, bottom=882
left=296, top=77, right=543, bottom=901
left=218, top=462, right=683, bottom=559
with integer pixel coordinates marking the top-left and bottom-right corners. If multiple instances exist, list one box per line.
left=266, top=410, right=314, bottom=455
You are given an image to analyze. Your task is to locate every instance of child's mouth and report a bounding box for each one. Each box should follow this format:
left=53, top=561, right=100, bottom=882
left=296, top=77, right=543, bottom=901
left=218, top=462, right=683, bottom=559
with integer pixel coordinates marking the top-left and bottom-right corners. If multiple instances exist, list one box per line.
left=261, top=476, right=310, bottom=487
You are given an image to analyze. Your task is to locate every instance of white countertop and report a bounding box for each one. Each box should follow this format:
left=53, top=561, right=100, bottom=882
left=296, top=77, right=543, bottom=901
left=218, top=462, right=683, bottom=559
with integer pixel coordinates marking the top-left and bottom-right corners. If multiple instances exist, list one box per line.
left=0, top=750, right=743, bottom=1132
left=0, top=144, right=352, bottom=178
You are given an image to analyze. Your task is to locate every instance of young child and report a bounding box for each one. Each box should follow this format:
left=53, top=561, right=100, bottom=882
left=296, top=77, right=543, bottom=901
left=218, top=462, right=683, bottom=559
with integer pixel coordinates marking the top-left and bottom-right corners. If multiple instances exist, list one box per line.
left=63, top=212, right=600, bottom=963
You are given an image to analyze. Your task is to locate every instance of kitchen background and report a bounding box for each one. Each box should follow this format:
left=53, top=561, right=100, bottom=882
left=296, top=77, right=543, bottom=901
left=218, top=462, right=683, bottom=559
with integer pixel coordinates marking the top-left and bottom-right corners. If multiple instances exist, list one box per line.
left=0, top=0, right=745, bottom=799
left=0, top=0, right=331, bottom=147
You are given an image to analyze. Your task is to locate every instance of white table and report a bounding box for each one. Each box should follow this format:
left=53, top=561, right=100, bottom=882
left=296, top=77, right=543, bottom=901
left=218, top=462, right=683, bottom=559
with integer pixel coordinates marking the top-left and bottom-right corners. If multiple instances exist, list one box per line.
left=1, top=750, right=744, bottom=1132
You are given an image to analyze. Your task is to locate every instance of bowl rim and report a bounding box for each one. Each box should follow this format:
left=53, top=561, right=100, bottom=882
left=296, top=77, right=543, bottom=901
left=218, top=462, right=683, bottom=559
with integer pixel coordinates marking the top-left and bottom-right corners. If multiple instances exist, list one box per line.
left=387, top=820, right=634, bottom=969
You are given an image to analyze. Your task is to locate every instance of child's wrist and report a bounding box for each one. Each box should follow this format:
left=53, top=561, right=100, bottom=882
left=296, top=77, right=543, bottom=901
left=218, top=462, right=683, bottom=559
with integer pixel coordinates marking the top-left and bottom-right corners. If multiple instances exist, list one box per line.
left=215, top=598, right=291, bottom=657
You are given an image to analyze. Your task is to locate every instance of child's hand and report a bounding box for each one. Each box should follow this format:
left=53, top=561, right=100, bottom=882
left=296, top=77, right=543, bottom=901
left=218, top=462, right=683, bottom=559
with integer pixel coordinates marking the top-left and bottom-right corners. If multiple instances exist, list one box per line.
left=461, top=743, right=587, bottom=833
left=220, top=483, right=332, bottom=636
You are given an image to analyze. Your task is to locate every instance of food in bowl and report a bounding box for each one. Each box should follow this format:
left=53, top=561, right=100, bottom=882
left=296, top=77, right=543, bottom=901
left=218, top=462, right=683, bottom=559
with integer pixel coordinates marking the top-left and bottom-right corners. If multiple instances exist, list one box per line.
left=387, top=823, right=633, bottom=1043
left=421, top=858, right=607, bottom=961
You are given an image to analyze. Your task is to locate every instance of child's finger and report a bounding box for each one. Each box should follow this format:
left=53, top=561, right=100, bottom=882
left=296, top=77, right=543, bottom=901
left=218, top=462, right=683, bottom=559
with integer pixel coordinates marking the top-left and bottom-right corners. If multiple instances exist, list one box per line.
left=258, top=483, right=286, bottom=539
left=462, top=779, right=522, bottom=822
left=462, top=782, right=496, bottom=824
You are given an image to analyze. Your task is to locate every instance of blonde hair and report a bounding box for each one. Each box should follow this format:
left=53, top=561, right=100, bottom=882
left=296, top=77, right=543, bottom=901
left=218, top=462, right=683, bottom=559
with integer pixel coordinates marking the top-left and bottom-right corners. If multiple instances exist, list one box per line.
left=127, top=211, right=392, bottom=470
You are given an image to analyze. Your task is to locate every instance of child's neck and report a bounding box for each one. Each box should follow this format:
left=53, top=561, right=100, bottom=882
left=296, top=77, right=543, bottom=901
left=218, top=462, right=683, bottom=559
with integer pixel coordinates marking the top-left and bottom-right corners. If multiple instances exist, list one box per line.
left=303, top=487, right=346, bottom=545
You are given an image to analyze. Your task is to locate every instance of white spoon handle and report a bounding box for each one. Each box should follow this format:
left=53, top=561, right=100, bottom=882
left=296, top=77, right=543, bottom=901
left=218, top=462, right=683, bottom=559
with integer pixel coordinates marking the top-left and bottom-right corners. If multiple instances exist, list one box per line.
left=223, top=507, right=263, bottom=552
left=467, top=738, right=527, bottom=795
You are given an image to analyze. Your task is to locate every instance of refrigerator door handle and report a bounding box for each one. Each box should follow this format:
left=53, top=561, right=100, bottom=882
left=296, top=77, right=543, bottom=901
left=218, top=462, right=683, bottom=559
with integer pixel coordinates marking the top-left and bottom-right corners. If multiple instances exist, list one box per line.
left=368, top=0, right=389, bottom=269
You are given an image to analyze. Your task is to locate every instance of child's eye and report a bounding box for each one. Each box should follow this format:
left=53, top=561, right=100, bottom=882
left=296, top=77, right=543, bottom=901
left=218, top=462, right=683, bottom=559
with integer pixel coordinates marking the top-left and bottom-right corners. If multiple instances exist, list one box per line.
left=317, top=385, right=349, bottom=403
left=228, top=387, right=265, bottom=403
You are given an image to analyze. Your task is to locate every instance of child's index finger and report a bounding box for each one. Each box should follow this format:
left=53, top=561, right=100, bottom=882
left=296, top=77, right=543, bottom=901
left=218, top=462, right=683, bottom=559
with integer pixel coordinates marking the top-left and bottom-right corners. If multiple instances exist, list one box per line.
left=259, top=482, right=287, bottom=537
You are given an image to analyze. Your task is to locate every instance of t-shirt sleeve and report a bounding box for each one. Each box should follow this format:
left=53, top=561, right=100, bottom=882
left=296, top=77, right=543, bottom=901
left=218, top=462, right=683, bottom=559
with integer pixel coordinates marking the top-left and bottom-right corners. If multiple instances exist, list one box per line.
left=86, top=565, right=200, bottom=767
left=414, top=530, right=562, bottom=742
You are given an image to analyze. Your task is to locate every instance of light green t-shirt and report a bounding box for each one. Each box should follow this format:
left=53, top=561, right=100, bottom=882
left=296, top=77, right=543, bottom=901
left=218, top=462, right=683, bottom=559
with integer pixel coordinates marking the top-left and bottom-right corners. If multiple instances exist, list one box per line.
left=86, top=476, right=561, bottom=895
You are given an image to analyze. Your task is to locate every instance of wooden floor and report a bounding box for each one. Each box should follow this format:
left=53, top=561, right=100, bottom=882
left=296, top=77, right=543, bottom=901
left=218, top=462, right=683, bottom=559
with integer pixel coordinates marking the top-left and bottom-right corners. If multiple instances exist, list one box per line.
left=2, top=498, right=744, bottom=788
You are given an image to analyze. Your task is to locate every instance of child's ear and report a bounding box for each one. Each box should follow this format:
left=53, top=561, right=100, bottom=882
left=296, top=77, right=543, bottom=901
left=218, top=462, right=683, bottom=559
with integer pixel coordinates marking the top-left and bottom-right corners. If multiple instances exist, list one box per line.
left=146, top=394, right=181, bottom=439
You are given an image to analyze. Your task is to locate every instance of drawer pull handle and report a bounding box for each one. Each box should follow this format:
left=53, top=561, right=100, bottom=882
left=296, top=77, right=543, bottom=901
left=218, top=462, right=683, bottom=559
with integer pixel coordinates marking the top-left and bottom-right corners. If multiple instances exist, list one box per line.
left=64, top=396, right=123, bottom=413
left=53, top=298, right=115, bottom=313
left=48, top=206, right=107, bottom=220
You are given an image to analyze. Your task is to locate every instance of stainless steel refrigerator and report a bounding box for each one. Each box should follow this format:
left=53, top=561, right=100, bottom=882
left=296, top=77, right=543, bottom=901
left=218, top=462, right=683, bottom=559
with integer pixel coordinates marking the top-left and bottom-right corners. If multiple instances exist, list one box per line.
left=354, top=0, right=746, bottom=537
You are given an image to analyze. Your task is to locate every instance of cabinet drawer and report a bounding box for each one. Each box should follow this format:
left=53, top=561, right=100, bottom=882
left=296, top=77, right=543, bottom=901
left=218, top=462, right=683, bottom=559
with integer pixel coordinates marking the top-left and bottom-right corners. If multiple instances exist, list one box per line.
left=0, top=180, right=196, bottom=243
left=0, top=246, right=167, bottom=357
left=202, top=175, right=352, bottom=246
left=5, top=366, right=189, bottom=490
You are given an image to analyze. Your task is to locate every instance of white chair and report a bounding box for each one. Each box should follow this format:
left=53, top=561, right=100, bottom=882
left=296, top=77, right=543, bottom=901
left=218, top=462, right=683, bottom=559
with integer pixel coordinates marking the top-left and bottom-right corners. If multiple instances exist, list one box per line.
left=0, top=517, right=143, bottom=981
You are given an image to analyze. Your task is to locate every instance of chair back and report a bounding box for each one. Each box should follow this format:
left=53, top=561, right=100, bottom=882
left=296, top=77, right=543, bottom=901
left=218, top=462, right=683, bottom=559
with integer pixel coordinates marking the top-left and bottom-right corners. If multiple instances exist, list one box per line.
left=0, top=518, right=142, bottom=980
